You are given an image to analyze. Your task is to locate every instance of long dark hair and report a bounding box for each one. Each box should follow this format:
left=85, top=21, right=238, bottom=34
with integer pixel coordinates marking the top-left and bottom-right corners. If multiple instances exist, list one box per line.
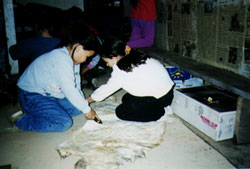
left=101, top=39, right=150, bottom=72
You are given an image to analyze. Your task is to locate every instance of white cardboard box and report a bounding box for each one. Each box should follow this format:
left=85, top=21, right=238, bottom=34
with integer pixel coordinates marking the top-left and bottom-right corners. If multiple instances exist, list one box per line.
left=172, top=86, right=237, bottom=141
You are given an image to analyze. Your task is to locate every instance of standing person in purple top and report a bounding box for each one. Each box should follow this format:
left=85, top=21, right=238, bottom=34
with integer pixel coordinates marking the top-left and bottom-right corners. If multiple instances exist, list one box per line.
left=127, top=0, right=157, bottom=48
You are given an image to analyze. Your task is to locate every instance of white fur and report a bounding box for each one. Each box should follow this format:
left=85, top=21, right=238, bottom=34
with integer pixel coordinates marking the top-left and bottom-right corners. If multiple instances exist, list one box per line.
left=58, top=97, right=168, bottom=169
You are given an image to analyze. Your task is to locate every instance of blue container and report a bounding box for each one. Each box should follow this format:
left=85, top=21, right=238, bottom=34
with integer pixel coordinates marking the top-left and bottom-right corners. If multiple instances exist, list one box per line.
left=166, top=66, right=192, bottom=81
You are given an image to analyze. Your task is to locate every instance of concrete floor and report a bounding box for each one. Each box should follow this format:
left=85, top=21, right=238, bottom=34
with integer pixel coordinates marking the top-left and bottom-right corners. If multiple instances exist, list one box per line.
left=0, top=72, right=249, bottom=169
left=0, top=101, right=236, bottom=169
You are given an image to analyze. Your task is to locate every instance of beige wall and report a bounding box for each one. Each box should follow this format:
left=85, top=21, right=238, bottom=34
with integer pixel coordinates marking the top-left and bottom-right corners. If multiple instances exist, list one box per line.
left=155, top=0, right=250, bottom=78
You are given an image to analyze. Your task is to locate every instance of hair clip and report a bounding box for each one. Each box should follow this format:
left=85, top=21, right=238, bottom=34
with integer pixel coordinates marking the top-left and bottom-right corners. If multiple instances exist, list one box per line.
left=125, top=45, right=131, bottom=55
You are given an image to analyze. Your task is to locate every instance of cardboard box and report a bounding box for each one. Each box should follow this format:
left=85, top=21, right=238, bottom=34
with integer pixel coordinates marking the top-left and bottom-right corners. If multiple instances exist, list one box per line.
left=172, top=85, right=238, bottom=141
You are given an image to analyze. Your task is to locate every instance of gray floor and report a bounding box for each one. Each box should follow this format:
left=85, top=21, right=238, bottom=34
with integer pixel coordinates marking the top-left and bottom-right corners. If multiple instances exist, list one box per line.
left=0, top=71, right=249, bottom=169
left=183, top=121, right=250, bottom=168
left=0, top=97, right=236, bottom=169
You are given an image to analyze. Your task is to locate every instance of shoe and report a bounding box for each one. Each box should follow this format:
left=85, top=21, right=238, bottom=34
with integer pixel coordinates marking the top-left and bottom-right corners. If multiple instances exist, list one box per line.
left=91, top=78, right=98, bottom=88
left=9, top=110, right=23, bottom=125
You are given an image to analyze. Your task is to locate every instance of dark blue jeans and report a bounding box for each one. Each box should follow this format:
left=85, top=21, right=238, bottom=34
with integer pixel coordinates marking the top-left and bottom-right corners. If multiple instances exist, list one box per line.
left=16, top=89, right=82, bottom=132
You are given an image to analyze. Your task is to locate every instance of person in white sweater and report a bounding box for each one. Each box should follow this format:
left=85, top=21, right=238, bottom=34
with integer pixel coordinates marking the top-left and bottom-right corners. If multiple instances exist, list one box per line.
left=86, top=40, right=175, bottom=122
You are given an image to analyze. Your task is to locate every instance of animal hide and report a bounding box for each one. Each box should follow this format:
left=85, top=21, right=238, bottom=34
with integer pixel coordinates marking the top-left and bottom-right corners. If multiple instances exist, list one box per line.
left=57, top=97, right=168, bottom=169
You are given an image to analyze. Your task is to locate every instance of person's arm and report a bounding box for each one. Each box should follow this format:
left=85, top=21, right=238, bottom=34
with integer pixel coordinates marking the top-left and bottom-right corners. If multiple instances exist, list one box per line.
left=9, top=40, right=31, bottom=60
left=87, top=54, right=101, bottom=69
left=86, top=96, right=95, bottom=103
left=58, top=66, right=103, bottom=123
left=91, top=65, right=123, bottom=102
left=81, top=54, right=100, bottom=76
left=81, top=66, right=90, bottom=75
left=55, top=60, right=91, bottom=114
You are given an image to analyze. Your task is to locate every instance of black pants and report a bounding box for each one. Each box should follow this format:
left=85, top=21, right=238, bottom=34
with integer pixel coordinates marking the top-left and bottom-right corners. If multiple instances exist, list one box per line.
left=115, top=87, right=174, bottom=122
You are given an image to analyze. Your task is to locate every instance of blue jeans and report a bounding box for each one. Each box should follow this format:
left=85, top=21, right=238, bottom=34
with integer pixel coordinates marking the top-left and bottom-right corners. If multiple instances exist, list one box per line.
left=16, top=89, right=82, bottom=132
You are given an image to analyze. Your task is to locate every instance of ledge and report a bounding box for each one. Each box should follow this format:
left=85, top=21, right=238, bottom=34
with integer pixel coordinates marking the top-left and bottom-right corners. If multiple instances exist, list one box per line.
left=141, top=48, right=250, bottom=100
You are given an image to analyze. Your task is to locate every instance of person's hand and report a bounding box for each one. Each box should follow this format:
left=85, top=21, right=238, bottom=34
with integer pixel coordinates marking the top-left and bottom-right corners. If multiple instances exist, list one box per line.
left=81, top=66, right=90, bottom=76
left=86, top=96, right=94, bottom=103
left=84, top=109, right=102, bottom=124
